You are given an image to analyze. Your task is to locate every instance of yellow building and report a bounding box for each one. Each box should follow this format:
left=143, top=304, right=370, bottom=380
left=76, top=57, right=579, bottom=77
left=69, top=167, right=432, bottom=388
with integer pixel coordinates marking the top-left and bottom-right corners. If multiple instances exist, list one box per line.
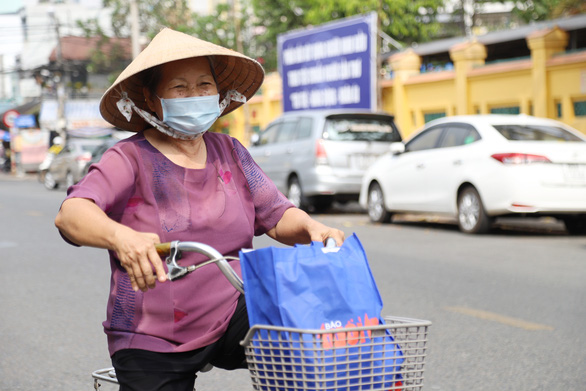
left=222, top=14, right=586, bottom=144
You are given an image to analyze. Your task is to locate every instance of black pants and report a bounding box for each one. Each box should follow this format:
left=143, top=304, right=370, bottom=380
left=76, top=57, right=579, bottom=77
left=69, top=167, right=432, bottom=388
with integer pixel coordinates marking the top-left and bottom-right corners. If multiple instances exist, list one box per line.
left=111, top=295, right=249, bottom=391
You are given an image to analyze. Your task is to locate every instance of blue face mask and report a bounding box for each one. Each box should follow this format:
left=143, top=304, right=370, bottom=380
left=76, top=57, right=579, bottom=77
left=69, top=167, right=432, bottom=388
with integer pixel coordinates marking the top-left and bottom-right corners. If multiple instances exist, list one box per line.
left=158, top=94, right=221, bottom=138
left=116, top=89, right=247, bottom=141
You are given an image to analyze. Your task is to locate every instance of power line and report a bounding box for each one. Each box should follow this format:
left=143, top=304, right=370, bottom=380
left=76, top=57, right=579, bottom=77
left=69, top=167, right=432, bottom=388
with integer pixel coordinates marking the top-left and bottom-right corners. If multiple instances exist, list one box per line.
left=0, top=22, right=97, bottom=33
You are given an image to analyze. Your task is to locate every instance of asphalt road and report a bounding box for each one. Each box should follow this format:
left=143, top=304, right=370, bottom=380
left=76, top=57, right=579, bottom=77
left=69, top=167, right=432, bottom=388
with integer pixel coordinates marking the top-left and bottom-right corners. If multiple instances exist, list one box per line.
left=1, top=175, right=584, bottom=391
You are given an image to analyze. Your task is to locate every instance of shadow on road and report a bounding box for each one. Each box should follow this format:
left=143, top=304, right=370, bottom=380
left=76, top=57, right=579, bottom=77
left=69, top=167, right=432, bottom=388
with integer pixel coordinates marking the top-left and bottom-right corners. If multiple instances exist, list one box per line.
left=317, top=202, right=572, bottom=237
left=389, top=216, right=570, bottom=237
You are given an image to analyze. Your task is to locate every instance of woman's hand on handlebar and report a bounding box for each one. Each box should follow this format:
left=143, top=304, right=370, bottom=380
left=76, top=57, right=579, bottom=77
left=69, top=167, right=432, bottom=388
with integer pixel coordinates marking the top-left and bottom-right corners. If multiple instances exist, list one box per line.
left=267, top=208, right=345, bottom=247
left=308, top=224, right=345, bottom=247
left=112, top=226, right=167, bottom=292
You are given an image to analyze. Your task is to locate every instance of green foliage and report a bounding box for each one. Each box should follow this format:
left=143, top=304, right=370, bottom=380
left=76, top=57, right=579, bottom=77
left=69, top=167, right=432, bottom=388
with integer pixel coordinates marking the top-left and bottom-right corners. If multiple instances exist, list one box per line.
left=187, top=4, right=240, bottom=50
left=103, top=0, right=194, bottom=38
left=77, top=0, right=195, bottom=81
left=250, top=0, right=442, bottom=71
left=78, top=0, right=585, bottom=78
left=508, top=0, right=586, bottom=22
left=304, top=0, right=441, bottom=43
left=249, top=0, right=308, bottom=71
left=75, top=18, right=127, bottom=79
left=509, top=0, right=561, bottom=22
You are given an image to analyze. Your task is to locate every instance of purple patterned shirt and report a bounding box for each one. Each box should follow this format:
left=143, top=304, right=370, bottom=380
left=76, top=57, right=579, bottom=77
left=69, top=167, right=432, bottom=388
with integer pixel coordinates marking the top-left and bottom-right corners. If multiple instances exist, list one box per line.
left=64, top=131, right=293, bottom=355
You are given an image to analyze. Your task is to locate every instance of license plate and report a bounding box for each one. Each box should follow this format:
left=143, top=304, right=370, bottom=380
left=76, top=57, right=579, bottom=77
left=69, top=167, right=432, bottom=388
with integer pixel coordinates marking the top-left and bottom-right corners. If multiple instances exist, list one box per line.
left=350, top=154, right=377, bottom=170
left=563, top=164, right=586, bottom=183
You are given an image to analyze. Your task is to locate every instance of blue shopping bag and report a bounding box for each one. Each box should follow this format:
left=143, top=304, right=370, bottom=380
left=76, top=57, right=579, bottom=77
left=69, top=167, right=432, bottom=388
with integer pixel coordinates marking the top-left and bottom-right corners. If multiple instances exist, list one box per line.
left=239, top=233, right=404, bottom=391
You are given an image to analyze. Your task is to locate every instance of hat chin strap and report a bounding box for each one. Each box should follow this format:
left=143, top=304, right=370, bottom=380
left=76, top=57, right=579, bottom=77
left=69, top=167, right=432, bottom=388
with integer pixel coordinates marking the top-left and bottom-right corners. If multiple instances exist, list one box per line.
left=116, top=90, right=247, bottom=140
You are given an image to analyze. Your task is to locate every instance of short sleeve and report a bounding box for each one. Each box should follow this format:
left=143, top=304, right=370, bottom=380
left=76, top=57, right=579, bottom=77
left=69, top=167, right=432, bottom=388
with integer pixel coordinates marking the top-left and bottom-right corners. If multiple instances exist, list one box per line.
left=65, top=142, right=137, bottom=215
left=232, top=138, right=294, bottom=235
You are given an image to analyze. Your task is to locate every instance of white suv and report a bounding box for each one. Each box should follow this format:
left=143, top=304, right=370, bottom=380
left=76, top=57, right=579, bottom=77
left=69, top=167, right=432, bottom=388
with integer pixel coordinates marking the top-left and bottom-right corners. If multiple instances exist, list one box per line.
left=248, top=109, right=402, bottom=212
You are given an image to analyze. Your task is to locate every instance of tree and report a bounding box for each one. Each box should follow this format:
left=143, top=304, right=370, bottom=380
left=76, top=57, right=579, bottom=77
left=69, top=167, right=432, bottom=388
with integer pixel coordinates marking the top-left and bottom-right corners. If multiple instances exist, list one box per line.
left=103, top=0, right=194, bottom=38
left=75, top=0, right=196, bottom=83
left=76, top=19, right=127, bottom=75
left=250, top=0, right=443, bottom=72
left=507, top=0, right=586, bottom=22
left=250, top=0, right=309, bottom=72
left=304, top=0, right=442, bottom=44
left=188, top=4, right=235, bottom=48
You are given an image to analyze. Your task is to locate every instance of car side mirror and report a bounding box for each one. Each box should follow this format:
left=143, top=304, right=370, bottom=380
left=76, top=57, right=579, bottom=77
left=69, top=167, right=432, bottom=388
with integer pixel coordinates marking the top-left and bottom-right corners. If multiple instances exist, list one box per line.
left=390, top=142, right=405, bottom=155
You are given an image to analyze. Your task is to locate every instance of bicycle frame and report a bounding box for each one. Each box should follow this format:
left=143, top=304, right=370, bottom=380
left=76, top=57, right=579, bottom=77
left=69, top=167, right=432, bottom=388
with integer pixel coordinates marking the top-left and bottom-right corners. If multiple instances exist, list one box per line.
left=93, top=239, right=432, bottom=391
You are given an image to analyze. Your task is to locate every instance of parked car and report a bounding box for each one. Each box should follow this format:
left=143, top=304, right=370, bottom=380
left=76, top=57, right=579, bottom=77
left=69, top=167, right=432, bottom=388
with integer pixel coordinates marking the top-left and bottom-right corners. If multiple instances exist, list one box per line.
left=80, top=137, right=120, bottom=176
left=359, top=114, right=586, bottom=234
left=248, top=109, right=402, bottom=211
left=43, top=138, right=105, bottom=190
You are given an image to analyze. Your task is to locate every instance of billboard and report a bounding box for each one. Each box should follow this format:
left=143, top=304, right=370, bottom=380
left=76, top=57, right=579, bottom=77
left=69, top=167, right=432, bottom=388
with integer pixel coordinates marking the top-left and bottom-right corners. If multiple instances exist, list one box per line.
left=278, top=12, right=377, bottom=112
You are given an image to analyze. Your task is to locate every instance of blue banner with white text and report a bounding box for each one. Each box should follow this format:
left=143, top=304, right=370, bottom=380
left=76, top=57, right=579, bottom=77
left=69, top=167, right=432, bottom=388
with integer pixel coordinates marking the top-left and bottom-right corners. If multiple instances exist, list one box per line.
left=278, top=13, right=377, bottom=112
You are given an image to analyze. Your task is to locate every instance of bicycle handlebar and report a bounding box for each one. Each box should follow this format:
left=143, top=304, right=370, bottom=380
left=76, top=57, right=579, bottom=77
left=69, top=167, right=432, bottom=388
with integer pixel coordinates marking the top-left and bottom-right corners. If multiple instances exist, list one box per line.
left=155, top=242, right=172, bottom=257
left=156, top=241, right=245, bottom=294
left=154, top=238, right=337, bottom=295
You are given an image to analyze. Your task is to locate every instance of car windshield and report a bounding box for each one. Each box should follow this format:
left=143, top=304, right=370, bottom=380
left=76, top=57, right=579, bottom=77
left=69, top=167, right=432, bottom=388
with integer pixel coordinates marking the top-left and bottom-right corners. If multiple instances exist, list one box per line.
left=493, top=124, right=584, bottom=142
left=322, top=116, right=401, bottom=142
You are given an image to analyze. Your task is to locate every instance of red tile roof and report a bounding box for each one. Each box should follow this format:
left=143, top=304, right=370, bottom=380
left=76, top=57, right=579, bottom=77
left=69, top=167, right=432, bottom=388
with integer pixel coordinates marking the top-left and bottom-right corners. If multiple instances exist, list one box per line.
left=49, top=36, right=134, bottom=62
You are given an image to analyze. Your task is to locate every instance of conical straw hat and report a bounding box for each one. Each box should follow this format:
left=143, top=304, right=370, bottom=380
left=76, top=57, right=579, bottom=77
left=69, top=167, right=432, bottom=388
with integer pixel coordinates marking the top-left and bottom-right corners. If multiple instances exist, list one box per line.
left=99, top=28, right=264, bottom=132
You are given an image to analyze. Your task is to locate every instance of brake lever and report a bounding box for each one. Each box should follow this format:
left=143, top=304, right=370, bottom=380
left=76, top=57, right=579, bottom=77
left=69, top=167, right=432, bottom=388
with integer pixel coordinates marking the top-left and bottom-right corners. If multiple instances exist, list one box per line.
left=164, top=241, right=190, bottom=281
left=155, top=241, right=244, bottom=293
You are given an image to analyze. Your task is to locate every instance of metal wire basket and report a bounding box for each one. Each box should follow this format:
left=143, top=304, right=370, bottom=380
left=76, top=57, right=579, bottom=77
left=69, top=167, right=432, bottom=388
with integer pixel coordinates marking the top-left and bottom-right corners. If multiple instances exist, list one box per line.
left=241, top=316, right=431, bottom=391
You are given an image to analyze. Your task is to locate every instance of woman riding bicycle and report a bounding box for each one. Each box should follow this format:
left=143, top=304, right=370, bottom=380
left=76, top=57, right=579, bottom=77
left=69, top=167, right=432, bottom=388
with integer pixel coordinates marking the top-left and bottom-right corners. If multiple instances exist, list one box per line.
left=55, top=27, right=344, bottom=391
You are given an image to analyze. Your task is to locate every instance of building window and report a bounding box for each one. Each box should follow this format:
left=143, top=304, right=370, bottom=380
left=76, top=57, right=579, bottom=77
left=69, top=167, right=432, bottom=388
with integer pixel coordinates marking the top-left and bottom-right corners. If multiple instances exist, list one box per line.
left=423, top=112, right=446, bottom=123
left=556, top=102, right=562, bottom=118
left=574, top=100, right=586, bottom=117
left=490, top=106, right=520, bottom=115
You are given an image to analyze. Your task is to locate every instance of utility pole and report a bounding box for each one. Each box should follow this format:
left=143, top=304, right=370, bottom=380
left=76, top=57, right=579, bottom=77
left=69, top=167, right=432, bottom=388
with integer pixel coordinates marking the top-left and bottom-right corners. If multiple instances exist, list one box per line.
left=130, top=0, right=140, bottom=58
left=377, top=0, right=383, bottom=112
left=0, top=55, right=4, bottom=101
left=233, top=0, right=252, bottom=142
left=462, top=0, right=474, bottom=38
left=49, top=10, right=67, bottom=141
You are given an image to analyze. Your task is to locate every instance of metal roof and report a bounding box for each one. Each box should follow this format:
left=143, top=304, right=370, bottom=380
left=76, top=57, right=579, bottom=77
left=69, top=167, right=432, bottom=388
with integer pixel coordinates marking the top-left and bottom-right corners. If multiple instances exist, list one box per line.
left=386, top=13, right=586, bottom=58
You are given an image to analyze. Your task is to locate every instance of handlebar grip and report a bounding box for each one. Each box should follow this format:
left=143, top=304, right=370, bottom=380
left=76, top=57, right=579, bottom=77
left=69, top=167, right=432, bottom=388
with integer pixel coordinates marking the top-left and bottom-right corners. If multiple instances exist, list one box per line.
left=325, top=237, right=337, bottom=248
left=156, top=243, right=171, bottom=257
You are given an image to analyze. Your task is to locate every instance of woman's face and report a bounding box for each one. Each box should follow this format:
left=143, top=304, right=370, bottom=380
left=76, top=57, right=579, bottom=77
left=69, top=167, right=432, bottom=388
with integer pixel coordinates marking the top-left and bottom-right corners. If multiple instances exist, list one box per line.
left=145, top=57, right=218, bottom=117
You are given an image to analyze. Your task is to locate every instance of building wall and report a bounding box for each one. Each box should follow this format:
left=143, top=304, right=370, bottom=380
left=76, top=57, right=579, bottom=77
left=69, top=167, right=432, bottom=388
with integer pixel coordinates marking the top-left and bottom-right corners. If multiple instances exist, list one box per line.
left=403, top=72, right=457, bottom=131
left=468, top=61, right=533, bottom=116
left=229, top=25, right=586, bottom=145
left=547, top=51, right=586, bottom=132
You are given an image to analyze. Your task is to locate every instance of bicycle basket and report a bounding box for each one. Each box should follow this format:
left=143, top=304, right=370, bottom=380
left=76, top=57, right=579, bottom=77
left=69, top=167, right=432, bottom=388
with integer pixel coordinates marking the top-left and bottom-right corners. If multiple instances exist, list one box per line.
left=241, top=316, right=431, bottom=391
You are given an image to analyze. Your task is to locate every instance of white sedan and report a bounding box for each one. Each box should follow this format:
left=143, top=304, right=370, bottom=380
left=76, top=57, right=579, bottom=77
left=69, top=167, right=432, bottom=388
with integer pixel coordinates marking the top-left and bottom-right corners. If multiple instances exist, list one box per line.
left=359, top=115, right=586, bottom=234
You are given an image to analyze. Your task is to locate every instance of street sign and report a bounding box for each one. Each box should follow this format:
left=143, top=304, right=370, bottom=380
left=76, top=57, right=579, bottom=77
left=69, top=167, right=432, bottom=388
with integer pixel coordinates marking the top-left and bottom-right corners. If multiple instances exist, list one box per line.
left=2, top=109, right=19, bottom=128
left=14, top=114, right=37, bottom=128
left=278, top=12, right=378, bottom=112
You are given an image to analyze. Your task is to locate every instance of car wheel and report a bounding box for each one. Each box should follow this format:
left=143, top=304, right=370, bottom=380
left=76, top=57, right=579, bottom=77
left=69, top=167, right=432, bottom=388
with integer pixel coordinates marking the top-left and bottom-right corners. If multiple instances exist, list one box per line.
left=367, top=182, right=392, bottom=223
left=65, top=172, right=75, bottom=188
left=44, top=171, right=58, bottom=190
left=287, top=176, right=304, bottom=209
left=457, top=186, right=492, bottom=234
left=562, top=216, right=586, bottom=235
left=310, top=196, right=334, bottom=213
